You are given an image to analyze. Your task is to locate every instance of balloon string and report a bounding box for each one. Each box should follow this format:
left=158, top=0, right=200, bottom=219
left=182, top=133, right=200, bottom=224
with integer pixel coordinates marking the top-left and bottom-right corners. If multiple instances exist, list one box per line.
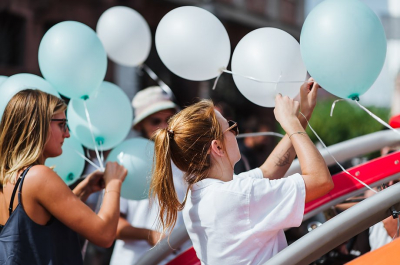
left=236, top=132, right=284, bottom=139
left=330, top=99, right=345, bottom=117
left=222, top=69, right=306, bottom=84
left=354, top=100, right=400, bottom=137
left=142, top=64, right=176, bottom=101
left=83, top=101, right=104, bottom=171
left=74, top=150, right=101, bottom=171
left=299, top=111, right=377, bottom=193
left=212, top=72, right=223, bottom=90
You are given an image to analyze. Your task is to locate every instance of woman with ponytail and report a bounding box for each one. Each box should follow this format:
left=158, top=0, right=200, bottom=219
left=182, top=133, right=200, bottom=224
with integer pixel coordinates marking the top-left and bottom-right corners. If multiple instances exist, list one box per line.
left=150, top=79, right=333, bottom=264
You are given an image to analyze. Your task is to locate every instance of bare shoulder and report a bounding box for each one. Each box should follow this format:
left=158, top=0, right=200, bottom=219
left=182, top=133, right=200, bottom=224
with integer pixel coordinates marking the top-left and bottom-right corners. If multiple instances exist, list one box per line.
left=23, top=165, right=66, bottom=190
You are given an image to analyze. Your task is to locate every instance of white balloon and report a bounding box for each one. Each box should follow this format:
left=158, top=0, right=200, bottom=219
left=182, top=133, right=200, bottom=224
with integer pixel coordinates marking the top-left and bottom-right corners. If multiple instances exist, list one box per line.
left=156, top=6, right=231, bottom=81
left=97, top=6, right=151, bottom=67
left=232, top=28, right=307, bottom=107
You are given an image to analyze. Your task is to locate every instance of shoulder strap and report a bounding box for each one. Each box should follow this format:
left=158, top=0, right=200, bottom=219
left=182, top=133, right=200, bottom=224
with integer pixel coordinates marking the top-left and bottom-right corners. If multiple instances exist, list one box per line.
left=8, top=166, right=33, bottom=216
left=8, top=177, right=22, bottom=217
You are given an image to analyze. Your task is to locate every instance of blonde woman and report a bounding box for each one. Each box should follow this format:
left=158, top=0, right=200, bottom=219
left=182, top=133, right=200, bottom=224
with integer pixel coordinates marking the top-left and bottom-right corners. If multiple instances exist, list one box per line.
left=150, top=80, right=333, bottom=264
left=0, top=89, right=127, bottom=264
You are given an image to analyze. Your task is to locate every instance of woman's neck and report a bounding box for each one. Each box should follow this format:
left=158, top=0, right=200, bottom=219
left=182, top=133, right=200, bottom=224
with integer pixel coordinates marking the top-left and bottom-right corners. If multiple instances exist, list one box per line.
left=208, top=160, right=235, bottom=182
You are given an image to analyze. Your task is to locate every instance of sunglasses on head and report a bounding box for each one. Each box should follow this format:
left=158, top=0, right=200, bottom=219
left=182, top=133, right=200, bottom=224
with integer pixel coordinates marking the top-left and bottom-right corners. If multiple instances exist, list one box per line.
left=224, top=120, right=239, bottom=136
left=51, top=118, right=69, bottom=133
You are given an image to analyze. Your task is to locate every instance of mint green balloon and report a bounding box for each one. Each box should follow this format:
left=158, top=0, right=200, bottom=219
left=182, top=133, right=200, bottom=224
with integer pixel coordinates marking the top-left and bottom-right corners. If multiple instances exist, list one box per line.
left=107, top=138, right=154, bottom=200
left=300, top=0, right=387, bottom=99
left=45, top=135, right=85, bottom=186
left=67, top=81, right=133, bottom=150
left=0, top=73, right=60, bottom=120
left=39, top=21, right=107, bottom=99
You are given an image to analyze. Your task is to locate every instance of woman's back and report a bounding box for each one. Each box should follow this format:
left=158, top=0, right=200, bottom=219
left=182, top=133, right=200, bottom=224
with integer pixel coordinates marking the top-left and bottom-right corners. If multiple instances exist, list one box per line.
left=0, top=167, right=83, bottom=265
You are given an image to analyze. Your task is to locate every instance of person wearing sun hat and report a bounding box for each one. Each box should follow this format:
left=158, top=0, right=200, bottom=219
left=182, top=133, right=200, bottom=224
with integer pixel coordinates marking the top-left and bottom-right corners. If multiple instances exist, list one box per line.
left=132, top=86, right=179, bottom=138
left=110, top=86, right=190, bottom=265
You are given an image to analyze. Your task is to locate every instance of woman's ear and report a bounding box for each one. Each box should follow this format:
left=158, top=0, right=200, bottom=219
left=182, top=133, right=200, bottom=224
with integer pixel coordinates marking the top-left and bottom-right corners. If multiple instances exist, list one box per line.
left=210, top=140, right=224, bottom=157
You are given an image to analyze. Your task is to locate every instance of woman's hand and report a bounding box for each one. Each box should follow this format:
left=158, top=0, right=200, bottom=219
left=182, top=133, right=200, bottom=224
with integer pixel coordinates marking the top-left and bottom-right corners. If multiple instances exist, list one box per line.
left=72, top=170, right=105, bottom=202
left=274, top=94, right=300, bottom=134
left=103, top=161, right=127, bottom=187
left=299, top=78, right=320, bottom=120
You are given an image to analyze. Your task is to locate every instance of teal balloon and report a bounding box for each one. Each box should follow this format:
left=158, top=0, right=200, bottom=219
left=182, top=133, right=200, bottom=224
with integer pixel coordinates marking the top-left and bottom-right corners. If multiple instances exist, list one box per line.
left=67, top=81, right=133, bottom=150
left=0, top=73, right=60, bottom=120
left=0, top=76, right=7, bottom=86
left=45, top=135, right=85, bottom=186
left=38, top=21, right=107, bottom=99
left=300, top=0, right=387, bottom=99
left=107, top=138, right=154, bottom=200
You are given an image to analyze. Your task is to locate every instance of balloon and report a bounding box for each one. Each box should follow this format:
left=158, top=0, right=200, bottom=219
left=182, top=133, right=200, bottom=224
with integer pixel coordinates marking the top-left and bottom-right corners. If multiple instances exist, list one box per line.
left=67, top=81, right=133, bottom=150
left=39, top=21, right=107, bottom=99
left=232, top=28, right=306, bottom=107
left=0, top=73, right=60, bottom=119
left=300, top=0, right=387, bottom=99
left=155, top=6, right=231, bottom=81
left=0, top=76, right=7, bottom=86
left=45, top=135, right=85, bottom=186
left=97, top=6, right=151, bottom=67
left=107, top=138, right=154, bottom=200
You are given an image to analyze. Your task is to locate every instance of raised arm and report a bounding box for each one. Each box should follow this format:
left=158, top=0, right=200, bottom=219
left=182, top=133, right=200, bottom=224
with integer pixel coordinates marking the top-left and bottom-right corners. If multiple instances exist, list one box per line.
left=26, top=162, right=127, bottom=247
left=259, top=79, right=318, bottom=180
left=273, top=94, right=333, bottom=203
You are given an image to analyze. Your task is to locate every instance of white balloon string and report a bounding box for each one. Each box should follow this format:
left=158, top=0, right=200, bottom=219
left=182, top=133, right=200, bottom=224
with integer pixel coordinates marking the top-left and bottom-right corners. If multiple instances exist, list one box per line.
left=299, top=111, right=377, bottom=193
left=354, top=100, right=400, bottom=137
left=222, top=69, right=305, bottom=84
left=83, top=101, right=104, bottom=171
left=212, top=72, right=223, bottom=90
left=74, top=149, right=101, bottom=171
left=99, top=141, right=104, bottom=164
left=236, top=132, right=284, bottom=139
left=274, top=72, right=282, bottom=91
left=142, top=64, right=175, bottom=100
left=330, top=99, right=345, bottom=117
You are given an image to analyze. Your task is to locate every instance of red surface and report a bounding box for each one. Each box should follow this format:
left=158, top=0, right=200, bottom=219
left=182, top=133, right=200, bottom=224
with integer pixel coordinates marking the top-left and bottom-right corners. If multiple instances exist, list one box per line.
left=167, top=151, right=400, bottom=265
left=305, top=150, right=400, bottom=215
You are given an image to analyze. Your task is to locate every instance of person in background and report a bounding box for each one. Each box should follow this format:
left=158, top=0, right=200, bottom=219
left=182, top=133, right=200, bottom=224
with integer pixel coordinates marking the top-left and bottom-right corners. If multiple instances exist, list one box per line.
left=150, top=80, right=333, bottom=264
left=0, top=89, right=127, bottom=264
left=110, top=86, right=191, bottom=265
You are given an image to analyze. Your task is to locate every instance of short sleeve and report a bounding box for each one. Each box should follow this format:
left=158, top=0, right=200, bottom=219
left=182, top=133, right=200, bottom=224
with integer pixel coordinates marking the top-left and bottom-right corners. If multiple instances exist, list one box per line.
left=119, top=197, right=129, bottom=214
left=250, top=173, right=305, bottom=232
left=234, top=168, right=263, bottom=180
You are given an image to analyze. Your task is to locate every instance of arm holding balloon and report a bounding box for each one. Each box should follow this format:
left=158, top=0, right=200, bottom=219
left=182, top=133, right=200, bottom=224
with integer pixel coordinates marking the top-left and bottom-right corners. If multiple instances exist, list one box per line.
left=72, top=170, right=105, bottom=202
left=24, top=162, right=127, bottom=248
left=259, top=79, right=319, bottom=180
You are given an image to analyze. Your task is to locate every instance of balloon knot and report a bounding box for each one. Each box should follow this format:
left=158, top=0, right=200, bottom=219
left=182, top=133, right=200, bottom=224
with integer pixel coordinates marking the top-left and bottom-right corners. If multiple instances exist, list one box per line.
left=352, top=96, right=360, bottom=101
left=81, top=95, right=89, bottom=100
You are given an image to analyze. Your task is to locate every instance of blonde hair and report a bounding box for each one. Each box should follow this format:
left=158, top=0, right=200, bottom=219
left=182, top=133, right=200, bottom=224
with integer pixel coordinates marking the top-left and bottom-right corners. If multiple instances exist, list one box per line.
left=150, top=99, right=224, bottom=235
left=0, top=89, right=67, bottom=187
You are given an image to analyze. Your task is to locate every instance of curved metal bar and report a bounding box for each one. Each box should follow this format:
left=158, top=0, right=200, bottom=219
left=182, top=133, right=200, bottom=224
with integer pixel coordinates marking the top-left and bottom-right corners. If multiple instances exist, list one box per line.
left=285, top=129, right=400, bottom=177
left=135, top=225, right=190, bottom=265
left=267, top=183, right=400, bottom=265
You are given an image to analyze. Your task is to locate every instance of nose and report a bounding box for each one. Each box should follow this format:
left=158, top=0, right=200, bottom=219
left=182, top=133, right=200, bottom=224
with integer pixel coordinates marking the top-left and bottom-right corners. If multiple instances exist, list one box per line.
left=160, top=121, right=169, bottom=130
left=64, top=127, right=70, bottom=138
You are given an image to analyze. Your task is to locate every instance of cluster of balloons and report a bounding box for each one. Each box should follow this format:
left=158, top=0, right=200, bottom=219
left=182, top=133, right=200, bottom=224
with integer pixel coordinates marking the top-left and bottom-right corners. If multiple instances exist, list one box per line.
left=0, top=0, right=387, bottom=199
left=155, top=0, right=386, bottom=105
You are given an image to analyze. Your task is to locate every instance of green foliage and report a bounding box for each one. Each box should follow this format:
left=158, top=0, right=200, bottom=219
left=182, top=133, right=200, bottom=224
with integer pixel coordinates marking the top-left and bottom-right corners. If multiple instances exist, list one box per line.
left=277, top=99, right=390, bottom=147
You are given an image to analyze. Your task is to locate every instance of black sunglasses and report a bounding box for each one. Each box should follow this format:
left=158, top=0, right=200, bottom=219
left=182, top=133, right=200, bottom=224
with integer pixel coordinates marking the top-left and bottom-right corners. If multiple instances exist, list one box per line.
left=51, top=118, right=69, bottom=133
left=224, top=120, right=239, bottom=136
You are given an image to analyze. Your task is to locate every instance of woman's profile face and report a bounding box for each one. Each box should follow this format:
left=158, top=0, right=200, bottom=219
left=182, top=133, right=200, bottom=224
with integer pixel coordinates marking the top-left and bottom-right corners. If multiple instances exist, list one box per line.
left=43, top=112, right=70, bottom=160
left=215, top=110, right=241, bottom=165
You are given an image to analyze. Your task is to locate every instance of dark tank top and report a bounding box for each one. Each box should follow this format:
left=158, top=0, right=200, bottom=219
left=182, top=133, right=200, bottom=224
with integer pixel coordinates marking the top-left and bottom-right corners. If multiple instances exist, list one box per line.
left=0, top=166, right=83, bottom=265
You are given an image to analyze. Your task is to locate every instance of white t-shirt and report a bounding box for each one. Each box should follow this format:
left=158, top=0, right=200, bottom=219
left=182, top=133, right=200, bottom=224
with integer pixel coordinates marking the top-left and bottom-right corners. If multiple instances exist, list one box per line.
left=110, top=163, right=191, bottom=265
left=369, top=221, right=392, bottom=251
left=182, top=168, right=305, bottom=265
